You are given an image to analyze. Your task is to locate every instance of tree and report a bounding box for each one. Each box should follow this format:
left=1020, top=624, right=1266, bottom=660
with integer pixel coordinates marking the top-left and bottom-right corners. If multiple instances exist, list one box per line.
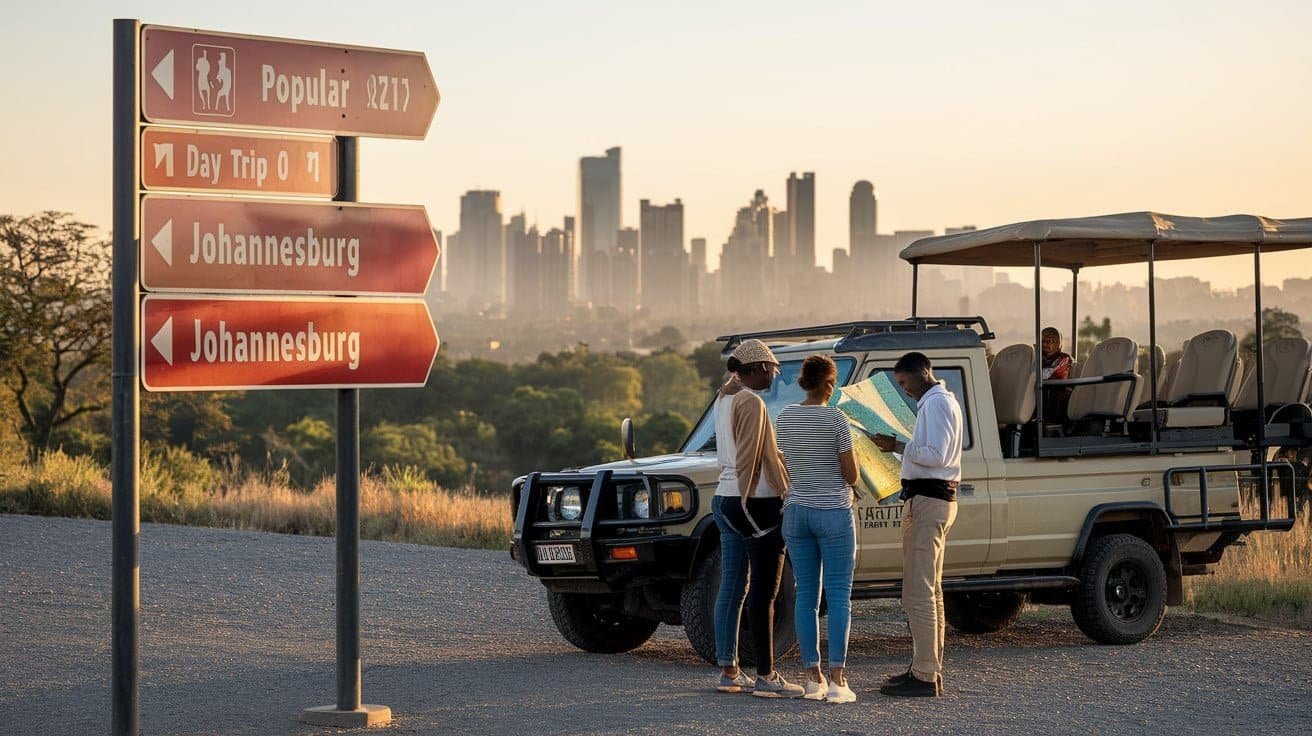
left=1076, top=316, right=1112, bottom=362
left=637, top=325, right=686, bottom=351
left=640, top=411, right=692, bottom=456
left=690, top=340, right=727, bottom=391
left=0, top=212, right=112, bottom=454
left=637, top=351, right=710, bottom=422
left=1241, top=308, right=1302, bottom=363
left=363, top=422, right=468, bottom=489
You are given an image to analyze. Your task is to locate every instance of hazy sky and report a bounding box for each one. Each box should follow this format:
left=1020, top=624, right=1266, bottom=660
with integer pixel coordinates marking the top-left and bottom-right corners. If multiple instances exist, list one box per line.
left=3, top=1, right=1310, bottom=290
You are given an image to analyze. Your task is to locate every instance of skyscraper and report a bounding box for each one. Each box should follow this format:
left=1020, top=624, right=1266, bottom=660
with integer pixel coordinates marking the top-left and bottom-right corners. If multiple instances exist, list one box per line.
left=578, top=147, right=622, bottom=306
left=787, top=172, right=816, bottom=271
left=456, top=190, right=504, bottom=312
left=612, top=227, right=639, bottom=312
left=639, top=199, right=686, bottom=316
left=720, top=190, right=775, bottom=307
left=849, top=180, right=877, bottom=261
left=506, top=213, right=542, bottom=316
left=689, top=237, right=707, bottom=312
left=540, top=217, right=574, bottom=316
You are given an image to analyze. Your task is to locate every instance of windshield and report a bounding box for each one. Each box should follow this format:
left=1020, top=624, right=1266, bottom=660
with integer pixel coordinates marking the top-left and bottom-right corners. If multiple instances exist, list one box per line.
left=681, top=357, right=858, bottom=453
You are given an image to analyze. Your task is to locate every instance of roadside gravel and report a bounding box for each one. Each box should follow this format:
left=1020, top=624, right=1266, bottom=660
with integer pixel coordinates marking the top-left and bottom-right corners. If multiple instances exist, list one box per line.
left=1, top=514, right=1308, bottom=735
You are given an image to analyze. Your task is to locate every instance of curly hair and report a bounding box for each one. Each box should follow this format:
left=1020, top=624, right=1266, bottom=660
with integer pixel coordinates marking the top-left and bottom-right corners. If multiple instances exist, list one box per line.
left=797, top=354, right=837, bottom=392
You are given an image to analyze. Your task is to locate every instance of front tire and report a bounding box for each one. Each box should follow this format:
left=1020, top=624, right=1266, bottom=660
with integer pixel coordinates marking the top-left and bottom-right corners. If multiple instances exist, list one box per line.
left=680, top=546, right=797, bottom=667
left=1070, top=534, right=1167, bottom=644
left=945, top=591, right=1027, bottom=634
left=546, top=591, right=659, bottom=654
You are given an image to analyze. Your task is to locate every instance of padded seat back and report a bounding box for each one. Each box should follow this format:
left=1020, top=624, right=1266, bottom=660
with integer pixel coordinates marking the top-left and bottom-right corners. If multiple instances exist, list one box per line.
left=1068, top=337, right=1138, bottom=421
left=1168, top=329, right=1238, bottom=405
left=991, top=344, right=1036, bottom=425
left=1134, top=345, right=1167, bottom=408
left=1235, top=337, right=1312, bottom=410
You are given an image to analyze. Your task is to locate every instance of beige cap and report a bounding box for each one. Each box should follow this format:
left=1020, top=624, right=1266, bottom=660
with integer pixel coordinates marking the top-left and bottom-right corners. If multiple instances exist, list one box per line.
left=730, top=338, right=779, bottom=366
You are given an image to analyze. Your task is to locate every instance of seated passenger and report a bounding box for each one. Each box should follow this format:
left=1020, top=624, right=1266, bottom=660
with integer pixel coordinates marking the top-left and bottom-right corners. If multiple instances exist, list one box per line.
left=1041, top=327, right=1074, bottom=423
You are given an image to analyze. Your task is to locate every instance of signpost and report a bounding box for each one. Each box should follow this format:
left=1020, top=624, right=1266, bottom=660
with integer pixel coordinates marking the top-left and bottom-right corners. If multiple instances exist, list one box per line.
left=141, top=25, right=439, bottom=139
left=141, top=296, right=439, bottom=391
left=141, top=195, right=439, bottom=295
left=141, top=127, right=338, bottom=196
left=113, top=18, right=441, bottom=734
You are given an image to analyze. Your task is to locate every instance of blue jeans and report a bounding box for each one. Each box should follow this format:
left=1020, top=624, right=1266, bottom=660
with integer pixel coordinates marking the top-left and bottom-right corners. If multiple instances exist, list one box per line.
left=711, top=495, right=784, bottom=675
left=783, top=504, right=856, bottom=669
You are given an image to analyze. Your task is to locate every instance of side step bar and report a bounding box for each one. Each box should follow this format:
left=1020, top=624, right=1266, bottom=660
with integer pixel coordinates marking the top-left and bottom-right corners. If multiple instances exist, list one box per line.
left=851, top=575, right=1080, bottom=601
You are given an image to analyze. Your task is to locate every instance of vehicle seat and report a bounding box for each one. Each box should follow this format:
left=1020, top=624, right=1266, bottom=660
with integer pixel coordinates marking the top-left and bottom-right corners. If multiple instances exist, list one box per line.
left=1133, top=345, right=1167, bottom=408
left=1135, top=329, right=1237, bottom=427
left=1067, top=337, right=1139, bottom=422
left=990, top=343, right=1036, bottom=457
left=1158, top=339, right=1189, bottom=401
left=1234, top=337, right=1312, bottom=411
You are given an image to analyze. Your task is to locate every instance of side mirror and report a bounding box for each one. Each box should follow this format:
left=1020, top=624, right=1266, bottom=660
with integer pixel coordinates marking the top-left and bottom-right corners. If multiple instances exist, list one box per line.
left=621, top=417, right=637, bottom=460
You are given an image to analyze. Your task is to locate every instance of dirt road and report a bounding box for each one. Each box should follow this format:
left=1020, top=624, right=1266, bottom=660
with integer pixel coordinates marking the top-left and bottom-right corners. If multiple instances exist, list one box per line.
left=1, top=514, right=1308, bottom=735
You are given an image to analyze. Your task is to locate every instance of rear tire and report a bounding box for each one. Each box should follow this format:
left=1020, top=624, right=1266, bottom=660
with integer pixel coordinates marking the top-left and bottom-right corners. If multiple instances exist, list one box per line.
left=546, top=591, right=659, bottom=654
left=944, top=591, right=1027, bottom=634
left=1070, top=534, right=1167, bottom=645
left=680, top=546, right=797, bottom=667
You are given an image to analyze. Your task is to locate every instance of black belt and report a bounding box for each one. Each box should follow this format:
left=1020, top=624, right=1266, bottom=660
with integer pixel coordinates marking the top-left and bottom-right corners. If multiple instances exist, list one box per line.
left=899, top=478, right=958, bottom=503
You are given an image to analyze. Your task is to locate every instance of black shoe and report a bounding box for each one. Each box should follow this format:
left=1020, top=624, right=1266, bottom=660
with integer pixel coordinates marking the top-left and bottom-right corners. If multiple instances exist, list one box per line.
left=884, top=669, right=914, bottom=686
left=880, top=674, right=939, bottom=698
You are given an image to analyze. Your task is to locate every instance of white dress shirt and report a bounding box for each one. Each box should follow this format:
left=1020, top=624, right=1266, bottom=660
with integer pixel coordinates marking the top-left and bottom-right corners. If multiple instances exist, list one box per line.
left=900, top=382, right=963, bottom=482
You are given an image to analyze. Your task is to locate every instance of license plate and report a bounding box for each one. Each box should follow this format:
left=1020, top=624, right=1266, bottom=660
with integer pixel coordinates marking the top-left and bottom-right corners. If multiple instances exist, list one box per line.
left=535, top=544, right=577, bottom=564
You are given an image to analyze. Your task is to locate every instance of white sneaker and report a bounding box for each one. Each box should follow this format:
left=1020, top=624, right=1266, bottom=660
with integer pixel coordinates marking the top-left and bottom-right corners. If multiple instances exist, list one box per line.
left=716, top=670, right=754, bottom=693
left=802, top=673, right=829, bottom=701
left=827, top=679, right=857, bottom=704
left=752, top=671, right=805, bottom=698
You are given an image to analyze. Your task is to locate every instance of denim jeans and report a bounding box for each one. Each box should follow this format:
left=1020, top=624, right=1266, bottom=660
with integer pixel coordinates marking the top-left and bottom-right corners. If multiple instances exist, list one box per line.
left=783, top=504, right=856, bottom=669
left=712, top=495, right=785, bottom=676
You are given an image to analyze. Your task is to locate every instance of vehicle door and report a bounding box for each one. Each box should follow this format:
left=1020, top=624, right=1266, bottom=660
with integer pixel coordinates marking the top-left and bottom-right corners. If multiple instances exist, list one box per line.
left=850, top=356, right=991, bottom=578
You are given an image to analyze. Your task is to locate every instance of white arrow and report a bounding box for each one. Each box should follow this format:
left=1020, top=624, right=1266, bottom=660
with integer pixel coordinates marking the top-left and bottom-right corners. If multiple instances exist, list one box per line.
left=151, top=219, right=173, bottom=267
left=152, top=49, right=175, bottom=100
left=151, top=317, right=174, bottom=366
left=153, top=142, right=174, bottom=177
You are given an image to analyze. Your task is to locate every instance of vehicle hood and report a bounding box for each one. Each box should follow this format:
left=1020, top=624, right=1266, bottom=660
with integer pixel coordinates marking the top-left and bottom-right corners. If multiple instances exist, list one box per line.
left=583, top=452, right=718, bottom=482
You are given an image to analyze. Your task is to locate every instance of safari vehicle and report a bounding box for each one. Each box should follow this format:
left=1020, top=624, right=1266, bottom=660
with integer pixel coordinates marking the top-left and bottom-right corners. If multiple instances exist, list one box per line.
left=511, top=212, right=1308, bottom=664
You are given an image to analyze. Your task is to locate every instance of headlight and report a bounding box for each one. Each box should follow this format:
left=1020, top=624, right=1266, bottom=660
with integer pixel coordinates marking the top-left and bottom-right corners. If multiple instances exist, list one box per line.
left=632, top=489, right=651, bottom=519
left=560, top=487, right=582, bottom=521
left=660, top=483, right=688, bottom=515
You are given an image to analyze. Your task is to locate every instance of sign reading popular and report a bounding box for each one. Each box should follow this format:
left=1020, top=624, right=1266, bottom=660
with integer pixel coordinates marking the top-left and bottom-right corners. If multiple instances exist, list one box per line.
left=141, top=25, right=440, bottom=138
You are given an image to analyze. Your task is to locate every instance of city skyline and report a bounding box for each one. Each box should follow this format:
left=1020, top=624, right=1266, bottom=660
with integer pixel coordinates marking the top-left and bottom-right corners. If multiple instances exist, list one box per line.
left=3, top=2, right=1312, bottom=291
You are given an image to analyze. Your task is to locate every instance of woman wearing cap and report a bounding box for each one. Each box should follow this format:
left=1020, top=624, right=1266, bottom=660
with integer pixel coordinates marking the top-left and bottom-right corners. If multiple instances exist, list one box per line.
left=711, top=338, right=803, bottom=698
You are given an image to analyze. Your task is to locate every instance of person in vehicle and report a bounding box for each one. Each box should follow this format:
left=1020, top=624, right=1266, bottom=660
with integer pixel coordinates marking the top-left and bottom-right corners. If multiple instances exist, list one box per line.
left=872, top=352, right=962, bottom=697
left=710, top=339, right=803, bottom=698
left=1041, top=327, right=1074, bottom=423
left=776, top=355, right=859, bottom=703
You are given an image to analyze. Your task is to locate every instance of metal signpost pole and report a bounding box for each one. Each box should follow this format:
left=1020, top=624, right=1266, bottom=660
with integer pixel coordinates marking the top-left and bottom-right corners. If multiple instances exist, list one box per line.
left=111, top=18, right=141, bottom=736
left=336, top=137, right=363, bottom=712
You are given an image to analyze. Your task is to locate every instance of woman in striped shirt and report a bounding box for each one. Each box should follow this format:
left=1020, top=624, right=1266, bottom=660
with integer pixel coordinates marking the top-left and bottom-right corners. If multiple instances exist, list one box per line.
left=776, top=355, right=859, bottom=703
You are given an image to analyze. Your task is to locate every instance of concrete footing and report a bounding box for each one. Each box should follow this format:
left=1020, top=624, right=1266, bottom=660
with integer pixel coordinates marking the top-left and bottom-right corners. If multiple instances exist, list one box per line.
left=300, top=704, right=392, bottom=728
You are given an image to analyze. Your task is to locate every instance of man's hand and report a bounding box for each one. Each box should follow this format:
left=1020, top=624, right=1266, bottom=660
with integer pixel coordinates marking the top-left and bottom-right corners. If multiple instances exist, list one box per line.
left=871, top=433, right=902, bottom=453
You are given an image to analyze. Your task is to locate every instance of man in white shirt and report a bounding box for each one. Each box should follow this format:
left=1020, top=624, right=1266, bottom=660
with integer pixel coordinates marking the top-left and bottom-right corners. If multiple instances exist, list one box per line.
left=870, top=352, right=962, bottom=697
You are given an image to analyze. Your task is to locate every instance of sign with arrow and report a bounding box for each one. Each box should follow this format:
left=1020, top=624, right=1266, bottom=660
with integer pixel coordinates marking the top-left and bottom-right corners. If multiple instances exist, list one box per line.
left=140, top=195, right=439, bottom=296
left=141, top=295, right=440, bottom=391
left=141, top=127, right=337, bottom=196
left=141, top=25, right=440, bottom=139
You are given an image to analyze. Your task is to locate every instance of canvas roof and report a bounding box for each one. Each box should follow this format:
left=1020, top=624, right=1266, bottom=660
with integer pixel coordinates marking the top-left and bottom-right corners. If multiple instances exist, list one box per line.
left=899, top=212, right=1312, bottom=269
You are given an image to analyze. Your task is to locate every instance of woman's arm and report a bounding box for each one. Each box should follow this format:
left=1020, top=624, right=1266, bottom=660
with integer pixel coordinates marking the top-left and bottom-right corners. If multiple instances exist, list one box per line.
left=838, top=449, right=858, bottom=487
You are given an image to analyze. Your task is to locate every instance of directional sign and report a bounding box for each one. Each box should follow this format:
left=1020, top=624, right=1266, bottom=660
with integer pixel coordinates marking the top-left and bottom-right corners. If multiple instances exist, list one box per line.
left=141, top=25, right=440, bottom=139
left=142, top=127, right=337, bottom=196
left=141, top=296, right=439, bottom=391
left=141, top=195, right=439, bottom=296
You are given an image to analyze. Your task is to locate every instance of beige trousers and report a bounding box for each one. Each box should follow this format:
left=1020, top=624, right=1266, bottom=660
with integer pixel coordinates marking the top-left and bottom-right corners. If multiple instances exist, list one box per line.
left=900, top=494, right=958, bottom=682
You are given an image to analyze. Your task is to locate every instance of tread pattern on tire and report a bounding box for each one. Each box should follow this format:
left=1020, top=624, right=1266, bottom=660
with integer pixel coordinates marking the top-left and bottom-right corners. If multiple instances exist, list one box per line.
left=945, top=591, right=1026, bottom=634
left=547, top=591, right=659, bottom=654
left=679, top=546, right=798, bottom=667
left=1070, top=533, right=1168, bottom=645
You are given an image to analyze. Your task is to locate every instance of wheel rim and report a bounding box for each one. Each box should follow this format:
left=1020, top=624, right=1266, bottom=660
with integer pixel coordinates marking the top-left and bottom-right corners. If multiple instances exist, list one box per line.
left=1105, top=562, right=1149, bottom=622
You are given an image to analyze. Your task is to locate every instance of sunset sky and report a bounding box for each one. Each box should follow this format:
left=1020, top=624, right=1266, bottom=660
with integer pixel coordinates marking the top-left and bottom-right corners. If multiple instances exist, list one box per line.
left=3, top=1, right=1310, bottom=290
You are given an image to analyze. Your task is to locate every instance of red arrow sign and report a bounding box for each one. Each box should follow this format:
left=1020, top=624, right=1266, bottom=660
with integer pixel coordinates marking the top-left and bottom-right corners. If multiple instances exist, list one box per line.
left=142, top=127, right=338, bottom=196
left=141, top=296, right=439, bottom=391
left=141, top=195, right=439, bottom=296
left=141, top=25, right=439, bottom=139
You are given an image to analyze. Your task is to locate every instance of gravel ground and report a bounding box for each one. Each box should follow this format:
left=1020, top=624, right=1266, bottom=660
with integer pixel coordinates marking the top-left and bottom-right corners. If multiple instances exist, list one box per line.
left=1, top=513, right=1309, bottom=736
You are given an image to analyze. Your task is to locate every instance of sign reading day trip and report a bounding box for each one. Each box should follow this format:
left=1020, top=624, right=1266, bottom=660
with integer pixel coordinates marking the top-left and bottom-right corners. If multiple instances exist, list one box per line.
left=142, top=127, right=337, bottom=196
left=141, top=195, right=439, bottom=295
left=141, top=25, right=440, bottom=139
left=141, top=296, right=439, bottom=391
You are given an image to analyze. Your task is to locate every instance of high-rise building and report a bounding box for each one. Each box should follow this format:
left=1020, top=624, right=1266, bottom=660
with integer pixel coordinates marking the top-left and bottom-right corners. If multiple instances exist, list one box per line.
left=639, top=199, right=686, bottom=316
left=720, top=190, right=775, bottom=307
left=578, top=147, right=622, bottom=306
left=689, top=237, right=707, bottom=312
left=612, top=227, right=640, bottom=312
left=506, top=213, right=543, bottom=315
left=455, top=190, right=504, bottom=312
left=541, top=217, right=574, bottom=315
left=849, top=181, right=876, bottom=261
left=787, top=172, right=816, bottom=271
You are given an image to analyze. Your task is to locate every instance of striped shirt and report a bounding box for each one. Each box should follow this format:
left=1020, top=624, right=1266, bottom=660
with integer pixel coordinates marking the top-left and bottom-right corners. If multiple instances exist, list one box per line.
left=776, top=404, right=854, bottom=510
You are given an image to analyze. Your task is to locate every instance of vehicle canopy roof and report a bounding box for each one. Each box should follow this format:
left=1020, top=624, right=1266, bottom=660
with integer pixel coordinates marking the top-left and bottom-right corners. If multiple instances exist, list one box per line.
left=899, top=212, right=1312, bottom=269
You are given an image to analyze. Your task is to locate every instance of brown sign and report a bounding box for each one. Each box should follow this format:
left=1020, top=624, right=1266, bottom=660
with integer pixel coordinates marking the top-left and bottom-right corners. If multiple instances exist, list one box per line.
left=141, top=127, right=338, bottom=196
left=141, top=25, right=440, bottom=139
left=141, top=195, right=439, bottom=296
left=142, top=295, right=439, bottom=391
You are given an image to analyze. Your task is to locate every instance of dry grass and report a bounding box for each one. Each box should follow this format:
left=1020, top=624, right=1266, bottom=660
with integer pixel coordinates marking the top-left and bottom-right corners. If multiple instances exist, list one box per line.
left=1185, top=499, right=1312, bottom=629
left=0, top=450, right=511, bottom=550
